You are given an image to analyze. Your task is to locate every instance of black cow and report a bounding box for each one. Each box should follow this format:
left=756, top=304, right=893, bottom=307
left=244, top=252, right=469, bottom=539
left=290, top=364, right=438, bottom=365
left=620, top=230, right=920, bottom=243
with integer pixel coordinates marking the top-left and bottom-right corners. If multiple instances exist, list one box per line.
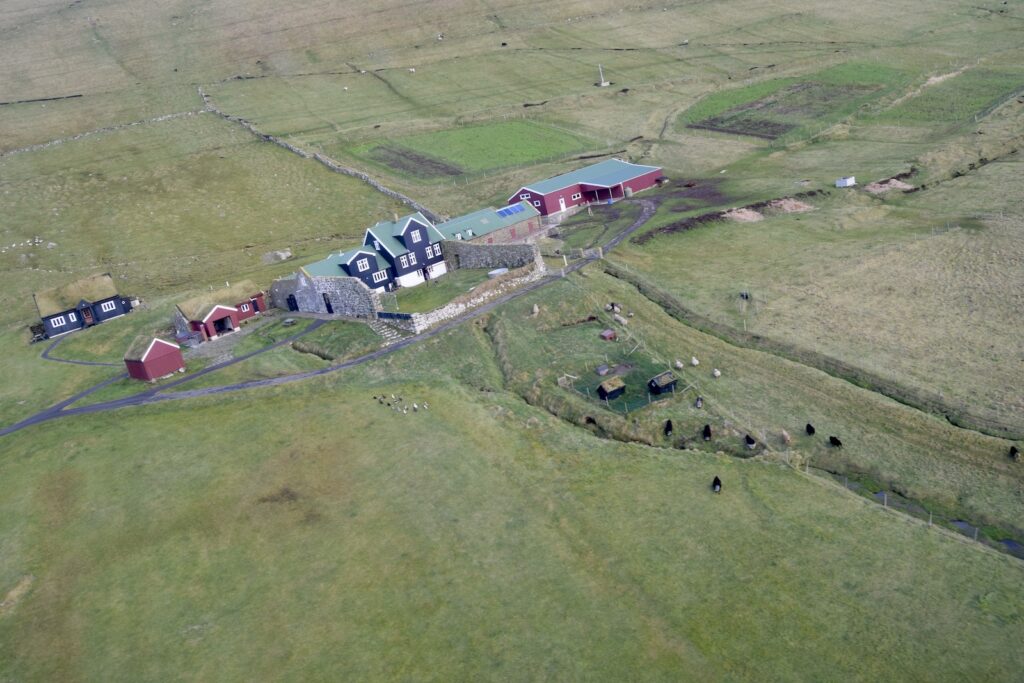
left=829, top=436, right=843, bottom=448
left=695, top=396, right=704, bottom=409
left=703, top=424, right=712, bottom=441
left=806, top=423, right=816, bottom=436
left=712, top=476, right=722, bottom=493
left=1011, top=445, right=1020, bottom=462
left=744, top=434, right=756, bottom=449
left=664, top=419, right=674, bottom=437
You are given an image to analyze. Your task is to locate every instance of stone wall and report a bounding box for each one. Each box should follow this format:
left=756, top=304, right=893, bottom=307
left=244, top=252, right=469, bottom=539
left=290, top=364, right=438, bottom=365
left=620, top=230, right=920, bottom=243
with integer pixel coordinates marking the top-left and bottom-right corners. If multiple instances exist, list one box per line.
left=269, top=271, right=380, bottom=318
left=403, top=261, right=546, bottom=333
left=443, top=241, right=540, bottom=271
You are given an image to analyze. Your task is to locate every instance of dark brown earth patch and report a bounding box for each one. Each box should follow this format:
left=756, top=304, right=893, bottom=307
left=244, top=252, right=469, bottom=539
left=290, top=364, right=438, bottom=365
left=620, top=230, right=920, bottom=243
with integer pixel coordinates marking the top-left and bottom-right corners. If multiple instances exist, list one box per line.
left=368, top=146, right=462, bottom=177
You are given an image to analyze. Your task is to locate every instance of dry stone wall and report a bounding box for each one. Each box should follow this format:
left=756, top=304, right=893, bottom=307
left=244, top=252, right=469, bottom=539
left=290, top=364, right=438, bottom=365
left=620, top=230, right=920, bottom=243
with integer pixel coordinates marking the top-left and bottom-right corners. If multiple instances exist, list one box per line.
left=270, top=271, right=380, bottom=318
left=443, top=241, right=540, bottom=271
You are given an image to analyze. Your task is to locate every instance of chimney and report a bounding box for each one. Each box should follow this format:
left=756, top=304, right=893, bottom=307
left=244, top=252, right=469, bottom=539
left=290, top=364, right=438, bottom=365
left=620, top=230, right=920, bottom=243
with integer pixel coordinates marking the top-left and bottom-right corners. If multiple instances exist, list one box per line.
left=393, top=212, right=399, bottom=222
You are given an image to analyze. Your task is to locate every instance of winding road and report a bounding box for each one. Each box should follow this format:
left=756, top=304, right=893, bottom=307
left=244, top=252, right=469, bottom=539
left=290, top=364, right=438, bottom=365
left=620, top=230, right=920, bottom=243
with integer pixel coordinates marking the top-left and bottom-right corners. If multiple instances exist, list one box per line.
left=1, top=200, right=656, bottom=438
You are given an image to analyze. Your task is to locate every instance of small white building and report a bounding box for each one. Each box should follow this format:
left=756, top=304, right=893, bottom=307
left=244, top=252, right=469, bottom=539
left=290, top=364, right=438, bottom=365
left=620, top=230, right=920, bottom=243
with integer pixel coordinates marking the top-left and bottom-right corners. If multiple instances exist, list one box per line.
left=835, top=176, right=856, bottom=188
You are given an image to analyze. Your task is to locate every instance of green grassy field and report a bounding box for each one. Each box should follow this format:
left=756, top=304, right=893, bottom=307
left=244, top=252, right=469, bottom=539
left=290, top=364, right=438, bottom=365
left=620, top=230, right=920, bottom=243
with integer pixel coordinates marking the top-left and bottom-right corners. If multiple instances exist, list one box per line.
left=343, top=120, right=593, bottom=178
left=1, top=331, right=1023, bottom=681
left=486, top=269, right=1023, bottom=537
left=3, top=0, right=1024, bottom=678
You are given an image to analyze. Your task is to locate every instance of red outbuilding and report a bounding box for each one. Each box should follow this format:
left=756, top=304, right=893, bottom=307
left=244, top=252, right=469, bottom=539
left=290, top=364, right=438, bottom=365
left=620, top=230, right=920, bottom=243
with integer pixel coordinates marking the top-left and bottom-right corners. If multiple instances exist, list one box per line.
left=173, top=280, right=266, bottom=342
left=508, top=158, right=663, bottom=217
left=124, top=337, right=185, bottom=381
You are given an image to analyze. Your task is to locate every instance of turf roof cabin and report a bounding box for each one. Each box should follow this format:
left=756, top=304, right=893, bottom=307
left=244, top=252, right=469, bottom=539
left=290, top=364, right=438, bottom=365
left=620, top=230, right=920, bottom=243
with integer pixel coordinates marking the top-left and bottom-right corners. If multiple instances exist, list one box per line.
left=302, top=246, right=394, bottom=292
left=597, top=376, right=626, bottom=400
left=363, top=212, right=447, bottom=289
left=174, top=280, right=265, bottom=342
left=434, top=202, right=542, bottom=244
left=32, top=273, right=132, bottom=339
left=647, top=370, right=678, bottom=395
left=509, top=158, right=663, bottom=217
left=123, top=337, right=184, bottom=382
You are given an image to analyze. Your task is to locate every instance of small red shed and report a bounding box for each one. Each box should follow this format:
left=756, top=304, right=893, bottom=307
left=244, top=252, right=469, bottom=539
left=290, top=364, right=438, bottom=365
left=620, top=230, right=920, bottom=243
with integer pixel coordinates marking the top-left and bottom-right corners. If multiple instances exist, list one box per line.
left=173, top=280, right=265, bottom=342
left=124, top=336, right=185, bottom=381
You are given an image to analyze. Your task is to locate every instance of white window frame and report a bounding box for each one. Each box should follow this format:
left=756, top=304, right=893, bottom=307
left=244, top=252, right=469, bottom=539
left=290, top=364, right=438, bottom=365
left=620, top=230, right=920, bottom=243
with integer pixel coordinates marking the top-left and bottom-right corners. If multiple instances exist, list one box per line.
left=519, top=193, right=531, bottom=200
left=51, top=315, right=66, bottom=326
left=456, top=233, right=463, bottom=240
left=571, top=192, right=582, bottom=200
left=399, top=255, right=408, bottom=268
left=241, top=303, right=250, bottom=312
left=533, top=200, right=541, bottom=207
left=68, top=311, right=77, bottom=323
left=410, top=230, right=421, bottom=243
left=408, top=252, right=417, bottom=265
left=357, top=258, right=369, bottom=272
left=100, top=301, right=116, bottom=313
left=373, top=240, right=381, bottom=251
left=372, top=270, right=388, bottom=284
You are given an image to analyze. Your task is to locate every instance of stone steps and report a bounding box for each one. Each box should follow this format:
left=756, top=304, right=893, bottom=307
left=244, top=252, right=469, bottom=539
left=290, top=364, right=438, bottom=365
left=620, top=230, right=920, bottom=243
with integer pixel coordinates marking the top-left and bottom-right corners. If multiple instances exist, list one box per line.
left=368, top=319, right=406, bottom=345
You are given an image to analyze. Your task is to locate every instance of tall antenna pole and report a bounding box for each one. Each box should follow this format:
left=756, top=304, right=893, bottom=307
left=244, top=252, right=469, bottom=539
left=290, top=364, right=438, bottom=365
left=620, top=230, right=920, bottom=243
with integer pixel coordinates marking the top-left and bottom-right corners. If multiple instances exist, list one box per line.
left=598, top=64, right=609, bottom=87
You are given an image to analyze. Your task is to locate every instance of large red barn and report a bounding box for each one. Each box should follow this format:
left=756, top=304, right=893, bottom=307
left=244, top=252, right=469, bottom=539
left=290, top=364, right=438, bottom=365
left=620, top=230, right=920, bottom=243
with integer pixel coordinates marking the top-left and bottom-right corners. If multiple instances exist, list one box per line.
left=508, top=158, right=663, bottom=217
left=124, top=337, right=185, bottom=381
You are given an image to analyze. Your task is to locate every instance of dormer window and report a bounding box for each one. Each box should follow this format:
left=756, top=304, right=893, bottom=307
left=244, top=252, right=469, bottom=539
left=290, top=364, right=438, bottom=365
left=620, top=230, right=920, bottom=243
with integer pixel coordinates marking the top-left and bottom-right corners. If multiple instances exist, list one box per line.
left=456, top=233, right=463, bottom=240
left=466, top=229, right=474, bottom=237
left=357, top=258, right=369, bottom=272
left=410, top=230, right=421, bottom=243
left=399, top=255, right=408, bottom=268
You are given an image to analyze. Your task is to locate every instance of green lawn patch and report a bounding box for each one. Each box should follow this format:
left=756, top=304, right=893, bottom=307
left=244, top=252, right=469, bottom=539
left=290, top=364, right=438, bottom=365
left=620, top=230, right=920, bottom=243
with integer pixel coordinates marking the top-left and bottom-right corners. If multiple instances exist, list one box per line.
left=872, top=68, right=1023, bottom=124
left=392, top=268, right=492, bottom=313
left=346, top=120, right=593, bottom=178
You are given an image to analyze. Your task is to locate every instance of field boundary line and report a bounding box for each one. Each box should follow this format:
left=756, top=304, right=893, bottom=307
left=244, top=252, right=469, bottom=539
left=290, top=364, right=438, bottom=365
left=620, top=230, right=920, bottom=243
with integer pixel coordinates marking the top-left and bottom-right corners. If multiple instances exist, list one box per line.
left=196, top=87, right=440, bottom=222
left=0, top=110, right=205, bottom=158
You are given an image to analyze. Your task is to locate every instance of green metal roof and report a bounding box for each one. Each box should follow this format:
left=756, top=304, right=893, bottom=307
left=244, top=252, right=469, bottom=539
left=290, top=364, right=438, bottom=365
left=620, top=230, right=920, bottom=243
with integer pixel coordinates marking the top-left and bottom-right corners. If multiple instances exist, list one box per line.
left=516, top=158, right=662, bottom=196
left=364, top=212, right=444, bottom=257
left=302, top=247, right=385, bottom=277
left=434, top=202, right=540, bottom=241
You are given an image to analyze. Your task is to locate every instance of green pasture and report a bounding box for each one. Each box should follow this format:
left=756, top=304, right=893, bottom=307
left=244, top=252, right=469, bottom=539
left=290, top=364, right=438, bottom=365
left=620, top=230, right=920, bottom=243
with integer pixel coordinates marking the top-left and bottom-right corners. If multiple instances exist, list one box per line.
left=343, top=120, right=593, bottom=178
left=292, top=320, right=383, bottom=360
left=1, top=330, right=1022, bottom=681
left=487, top=269, right=1023, bottom=536
left=871, top=68, right=1024, bottom=124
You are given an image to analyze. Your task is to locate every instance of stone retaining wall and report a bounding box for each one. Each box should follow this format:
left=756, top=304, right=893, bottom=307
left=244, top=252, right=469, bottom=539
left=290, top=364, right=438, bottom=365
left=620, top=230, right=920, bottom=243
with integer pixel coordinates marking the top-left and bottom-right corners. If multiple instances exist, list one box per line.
left=443, top=241, right=539, bottom=271
left=270, top=271, right=380, bottom=319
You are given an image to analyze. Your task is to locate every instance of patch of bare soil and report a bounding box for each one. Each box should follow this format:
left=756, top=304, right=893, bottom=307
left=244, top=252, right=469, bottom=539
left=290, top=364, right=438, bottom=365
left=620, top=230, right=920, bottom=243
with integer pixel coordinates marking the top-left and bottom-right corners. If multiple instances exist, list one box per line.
left=369, top=146, right=462, bottom=177
left=865, top=178, right=915, bottom=194
left=723, top=207, right=764, bottom=222
left=768, top=198, right=814, bottom=213
left=1, top=575, right=34, bottom=616
left=258, top=486, right=300, bottom=504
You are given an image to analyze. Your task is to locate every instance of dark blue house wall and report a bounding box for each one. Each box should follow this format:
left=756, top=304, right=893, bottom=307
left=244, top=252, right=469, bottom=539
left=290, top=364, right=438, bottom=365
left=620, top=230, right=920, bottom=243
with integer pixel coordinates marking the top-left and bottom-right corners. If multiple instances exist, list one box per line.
left=42, top=296, right=132, bottom=338
left=340, top=261, right=394, bottom=289
left=391, top=221, right=444, bottom=278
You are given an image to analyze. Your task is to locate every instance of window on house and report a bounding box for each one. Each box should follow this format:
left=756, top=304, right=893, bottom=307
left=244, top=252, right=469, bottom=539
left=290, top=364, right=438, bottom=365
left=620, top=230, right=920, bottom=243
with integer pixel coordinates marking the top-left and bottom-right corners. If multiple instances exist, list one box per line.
left=408, top=252, right=417, bottom=265
left=100, top=301, right=116, bottom=313
left=399, top=255, right=408, bottom=268
left=456, top=233, right=463, bottom=240
left=372, top=270, right=388, bottom=283
left=571, top=192, right=582, bottom=200
left=533, top=201, right=541, bottom=207
left=241, top=303, right=250, bottom=312
left=357, top=258, right=369, bottom=272
left=411, top=230, right=421, bottom=243
left=520, top=193, right=530, bottom=200
left=373, top=240, right=381, bottom=251
left=51, top=315, right=66, bottom=326
left=68, top=312, right=77, bottom=323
